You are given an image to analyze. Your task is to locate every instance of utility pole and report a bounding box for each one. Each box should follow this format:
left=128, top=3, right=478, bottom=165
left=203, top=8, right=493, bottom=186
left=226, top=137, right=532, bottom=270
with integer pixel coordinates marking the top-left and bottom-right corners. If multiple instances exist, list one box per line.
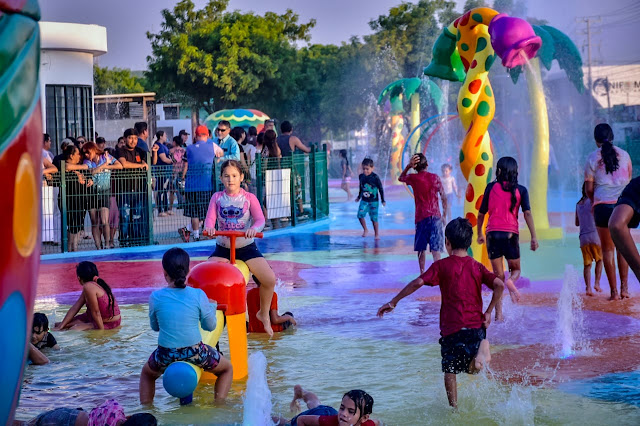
left=577, top=16, right=601, bottom=126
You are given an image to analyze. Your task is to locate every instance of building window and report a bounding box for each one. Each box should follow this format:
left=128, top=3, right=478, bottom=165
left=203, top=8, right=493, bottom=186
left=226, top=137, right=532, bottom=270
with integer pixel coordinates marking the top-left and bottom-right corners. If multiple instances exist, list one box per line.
left=163, top=105, right=179, bottom=120
left=45, top=85, right=94, bottom=155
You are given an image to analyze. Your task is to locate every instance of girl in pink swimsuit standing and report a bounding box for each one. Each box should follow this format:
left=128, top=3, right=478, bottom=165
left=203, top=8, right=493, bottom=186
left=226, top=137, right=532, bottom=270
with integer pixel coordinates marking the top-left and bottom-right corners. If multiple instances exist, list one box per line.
left=204, top=159, right=276, bottom=336
left=55, top=261, right=121, bottom=330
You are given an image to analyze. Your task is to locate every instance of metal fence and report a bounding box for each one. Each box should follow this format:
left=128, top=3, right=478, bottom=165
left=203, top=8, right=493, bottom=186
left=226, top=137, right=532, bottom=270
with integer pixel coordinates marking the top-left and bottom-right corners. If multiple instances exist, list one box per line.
left=41, top=146, right=329, bottom=254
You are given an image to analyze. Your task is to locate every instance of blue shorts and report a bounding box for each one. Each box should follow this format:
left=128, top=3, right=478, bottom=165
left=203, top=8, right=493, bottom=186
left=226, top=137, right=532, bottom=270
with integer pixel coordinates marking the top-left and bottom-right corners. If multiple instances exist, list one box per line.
left=357, top=200, right=379, bottom=222
left=414, top=216, right=444, bottom=252
left=148, top=342, right=221, bottom=373
left=289, top=405, right=338, bottom=426
left=210, top=242, right=263, bottom=262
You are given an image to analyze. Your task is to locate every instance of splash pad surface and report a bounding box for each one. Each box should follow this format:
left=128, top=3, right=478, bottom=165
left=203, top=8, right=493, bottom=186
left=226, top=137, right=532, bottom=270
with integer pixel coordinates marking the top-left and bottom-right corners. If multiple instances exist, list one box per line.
left=23, top=191, right=640, bottom=424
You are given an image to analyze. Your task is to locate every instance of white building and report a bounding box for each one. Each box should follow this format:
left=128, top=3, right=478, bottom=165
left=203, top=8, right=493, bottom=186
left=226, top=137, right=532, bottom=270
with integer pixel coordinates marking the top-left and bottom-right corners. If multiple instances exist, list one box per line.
left=39, top=22, right=107, bottom=154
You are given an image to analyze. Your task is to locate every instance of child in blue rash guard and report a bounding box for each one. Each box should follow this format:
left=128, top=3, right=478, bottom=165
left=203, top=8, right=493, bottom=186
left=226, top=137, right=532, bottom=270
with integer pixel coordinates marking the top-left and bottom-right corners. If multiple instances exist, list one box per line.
left=355, top=158, right=385, bottom=239
left=139, top=247, right=233, bottom=404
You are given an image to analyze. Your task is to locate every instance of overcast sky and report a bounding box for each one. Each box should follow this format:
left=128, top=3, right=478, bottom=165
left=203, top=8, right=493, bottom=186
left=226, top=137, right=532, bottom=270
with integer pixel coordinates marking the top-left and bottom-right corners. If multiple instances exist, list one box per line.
left=40, top=0, right=639, bottom=70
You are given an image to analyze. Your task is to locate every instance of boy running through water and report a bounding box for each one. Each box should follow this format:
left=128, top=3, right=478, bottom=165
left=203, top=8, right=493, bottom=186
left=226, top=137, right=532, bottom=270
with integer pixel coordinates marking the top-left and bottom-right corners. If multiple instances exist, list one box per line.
left=377, top=218, right=504, bottom=408
left=355, top=158, right=385, bottom=239
left=576, top=183, right=603, bottom=295
left=399, top=154, right=447, bottom=274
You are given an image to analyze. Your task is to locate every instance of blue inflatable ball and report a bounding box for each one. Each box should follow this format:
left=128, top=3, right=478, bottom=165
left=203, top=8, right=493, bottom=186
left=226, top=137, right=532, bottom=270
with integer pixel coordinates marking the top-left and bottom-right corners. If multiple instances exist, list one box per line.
left=163, top=362, right=198, bottom=398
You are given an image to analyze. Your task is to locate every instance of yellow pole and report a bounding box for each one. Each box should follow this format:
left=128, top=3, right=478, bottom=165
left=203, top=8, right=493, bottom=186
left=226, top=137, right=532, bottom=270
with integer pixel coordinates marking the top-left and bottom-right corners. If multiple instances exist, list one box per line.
left=524, top=58, right=562, bottom=239
left=410, top=93, right=421, bottom=150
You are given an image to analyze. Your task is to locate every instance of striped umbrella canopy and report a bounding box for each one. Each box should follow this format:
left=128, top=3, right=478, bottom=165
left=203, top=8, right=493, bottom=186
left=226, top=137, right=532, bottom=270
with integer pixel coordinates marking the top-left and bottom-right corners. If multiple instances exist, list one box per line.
left=203, top=109, right=270, bottom=133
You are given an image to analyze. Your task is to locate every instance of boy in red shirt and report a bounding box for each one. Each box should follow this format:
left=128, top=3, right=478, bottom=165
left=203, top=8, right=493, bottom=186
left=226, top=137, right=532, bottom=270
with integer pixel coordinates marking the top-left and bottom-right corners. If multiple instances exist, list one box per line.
left=377, top=218, right=504, bottom=408
left=399, top=153, right=447, bottom=274
left=247, top=275, right=296, bottom=333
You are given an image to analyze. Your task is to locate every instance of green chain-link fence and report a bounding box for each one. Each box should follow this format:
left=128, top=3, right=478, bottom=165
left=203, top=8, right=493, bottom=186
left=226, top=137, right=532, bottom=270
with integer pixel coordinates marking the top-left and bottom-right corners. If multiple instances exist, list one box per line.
left=40, top=146, right=329, bottom=254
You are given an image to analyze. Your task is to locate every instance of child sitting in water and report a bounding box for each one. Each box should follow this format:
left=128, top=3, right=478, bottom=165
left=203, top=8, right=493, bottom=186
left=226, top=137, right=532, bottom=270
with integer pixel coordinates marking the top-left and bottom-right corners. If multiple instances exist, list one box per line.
left=377, top=218, right=505, bottom=408
left=139, top=247, right=233, bottom=404
left=576, top=183, right=603, bottom=295
left=15, top=399, right=157, bottom=425
left=54, top=261, right=121, bottom=330
left=274, top=385, right=378, bottom=426
left=28, top=313, right=59, bottom=365
left=247, top=275, right=296, bottom=333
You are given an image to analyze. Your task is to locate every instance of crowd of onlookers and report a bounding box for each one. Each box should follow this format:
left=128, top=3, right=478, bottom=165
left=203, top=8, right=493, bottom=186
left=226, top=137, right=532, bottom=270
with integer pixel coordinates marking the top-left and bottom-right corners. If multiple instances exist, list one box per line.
left=41, top=119, right=315, bottom=251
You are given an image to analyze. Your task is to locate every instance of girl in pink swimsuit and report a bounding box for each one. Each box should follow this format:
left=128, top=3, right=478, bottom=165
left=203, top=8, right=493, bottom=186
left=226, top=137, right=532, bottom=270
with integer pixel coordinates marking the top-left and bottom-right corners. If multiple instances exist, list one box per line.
left=55, top=261, right=121, bottom=330
left=204, top=159, right=277, bottom=336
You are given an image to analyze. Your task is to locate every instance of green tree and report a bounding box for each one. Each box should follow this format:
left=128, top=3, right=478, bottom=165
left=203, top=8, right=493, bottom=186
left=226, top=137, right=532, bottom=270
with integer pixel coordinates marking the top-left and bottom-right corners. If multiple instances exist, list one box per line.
left=93, top=65, right=145, bottom=94
left=366, top=0, right=457, bottom=78
left=463, top=0, right=488, bottom=12
left=146, top=0, right=314, bottom=115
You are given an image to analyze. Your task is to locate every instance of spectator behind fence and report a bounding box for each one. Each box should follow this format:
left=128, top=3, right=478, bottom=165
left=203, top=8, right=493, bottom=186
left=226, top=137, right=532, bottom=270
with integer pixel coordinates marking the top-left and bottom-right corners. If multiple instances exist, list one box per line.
left=277, top=121, right=309, bottom=216
left=247, top=125, right=257, bottom=146
left=231, top=127, right=253, bottom=186
left=214, top=120, right=240, bottom=161
left=134, top=121, right=150, bottom=152
left=52, top=138, right=75, bottom=171
left=42, top=133, right=57, bottom=180
left=83, top=141, right=122, bottom=250
left=179, top=125, right=223, bottom=242
left=153, top=131, right=173, bottom=217
left=169, top=135, right=186, bottom=215
left=59, top=145, right=92, bottom=252
left=116, top=128, right=157, bottom=247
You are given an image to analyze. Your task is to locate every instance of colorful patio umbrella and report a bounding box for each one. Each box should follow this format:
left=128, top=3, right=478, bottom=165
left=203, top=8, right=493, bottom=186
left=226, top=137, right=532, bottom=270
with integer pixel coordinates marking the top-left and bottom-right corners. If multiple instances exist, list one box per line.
left=203, top=109, right=270, bottom=133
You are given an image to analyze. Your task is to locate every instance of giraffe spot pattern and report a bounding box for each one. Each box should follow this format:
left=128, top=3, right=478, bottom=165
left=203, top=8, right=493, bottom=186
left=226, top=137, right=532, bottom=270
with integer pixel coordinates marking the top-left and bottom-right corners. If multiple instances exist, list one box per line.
left=475, top=195, right=484, bottom=210
left=476, top=37, right=487, bottom=52
left=475, top=164, right=485, bottom=176
left=484, top=85, right=492, bottom=97
left=468, top=79, right=482, bottom=94
left=472, top=13, right=483, bottom=23
left=466, top=183, right=474, bottom=202
left=462, top=98, right=472, bottom=108
left=466, top=211, right=477, bottom=227
left=481, top=152, right=489, bottom=161
left=477, top=101, right=490, bottom=117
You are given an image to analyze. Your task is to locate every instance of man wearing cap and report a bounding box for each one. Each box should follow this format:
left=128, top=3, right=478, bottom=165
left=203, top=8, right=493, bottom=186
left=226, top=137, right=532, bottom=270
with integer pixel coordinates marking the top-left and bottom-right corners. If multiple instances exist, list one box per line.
left=179, top=125, right=223, bottom=242
left=179, top=129, right=190, bottom=145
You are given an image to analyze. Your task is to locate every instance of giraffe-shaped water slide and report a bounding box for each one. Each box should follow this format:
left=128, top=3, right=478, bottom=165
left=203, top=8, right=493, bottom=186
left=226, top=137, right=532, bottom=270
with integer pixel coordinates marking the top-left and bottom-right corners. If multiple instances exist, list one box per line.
left=425, top=7, right=541, bottom=265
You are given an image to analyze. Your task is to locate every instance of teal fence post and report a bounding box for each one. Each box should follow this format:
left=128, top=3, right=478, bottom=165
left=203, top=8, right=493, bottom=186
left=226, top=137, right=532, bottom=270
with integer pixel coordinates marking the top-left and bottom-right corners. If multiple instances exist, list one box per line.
left=323, top=144, right=329, bottom=216
left=310, top=146, right=317, bottom=221
left=147, top=152, right=154, bottom=245
left=290, top=159, right=296, bottom=227
left=256, top=153, right=263, bottom=211
left=60, top=162, right=67, bottom=253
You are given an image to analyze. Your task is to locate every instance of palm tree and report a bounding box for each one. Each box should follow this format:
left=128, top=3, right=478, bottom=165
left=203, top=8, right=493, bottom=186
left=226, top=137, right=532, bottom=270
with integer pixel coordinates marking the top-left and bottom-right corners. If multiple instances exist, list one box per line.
left=508, top=25, right=584, bottom=238
left=378, top=78, right=444, bottom=184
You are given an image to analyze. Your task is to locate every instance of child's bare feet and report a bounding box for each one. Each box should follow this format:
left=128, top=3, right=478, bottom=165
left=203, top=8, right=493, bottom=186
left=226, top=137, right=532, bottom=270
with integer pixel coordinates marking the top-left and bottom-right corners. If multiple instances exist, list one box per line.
left=609, top=292, right=621, bottom=301
left=594, top=284, right=603, bottom=293
left=509, top=288, right=521, bottom=303
left=374, top=234, right=380, bottom=240
left=362, top=229, right=368, bottom=237
left=290, top=385, right=304, bottom=412
left=586, top=287, right=594, bottom=296
left=469, top=339, right=491, bottom=374
left=256, top=309, right=274, bottom=337
left=621, top=283, right=630, bottom=299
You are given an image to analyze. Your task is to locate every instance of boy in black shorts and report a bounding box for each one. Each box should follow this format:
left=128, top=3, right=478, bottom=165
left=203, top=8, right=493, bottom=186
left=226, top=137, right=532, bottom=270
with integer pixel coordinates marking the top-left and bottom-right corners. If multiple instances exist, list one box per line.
left=377, top=218, right=504, bottom=408
left=610, top=176, right=640, bottom=292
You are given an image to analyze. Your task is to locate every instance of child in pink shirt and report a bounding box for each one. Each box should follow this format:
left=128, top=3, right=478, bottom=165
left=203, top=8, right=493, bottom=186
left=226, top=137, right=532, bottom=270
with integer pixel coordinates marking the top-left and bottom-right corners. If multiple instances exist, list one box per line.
left=399, top=153, right=447, bottom=274
left=476, top=156, right=538, bottom=321
left=204, top=159, right=276, bottom=336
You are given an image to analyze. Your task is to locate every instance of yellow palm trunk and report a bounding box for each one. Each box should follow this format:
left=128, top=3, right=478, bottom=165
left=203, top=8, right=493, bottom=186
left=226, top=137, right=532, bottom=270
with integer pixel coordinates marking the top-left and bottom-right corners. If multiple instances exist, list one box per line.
left=410, top=93, right=421, bottom=150
left=524, top=57, right=562, bottom=239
